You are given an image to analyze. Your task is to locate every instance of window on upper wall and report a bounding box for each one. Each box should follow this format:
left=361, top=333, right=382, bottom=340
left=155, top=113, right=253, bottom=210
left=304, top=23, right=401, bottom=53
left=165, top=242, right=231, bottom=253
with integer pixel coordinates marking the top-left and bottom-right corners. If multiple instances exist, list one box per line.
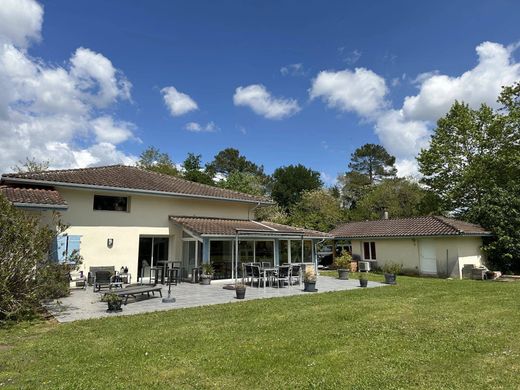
left=93, top=195, right=129, bottom=212
left=363, top=241, right=377, bottom=260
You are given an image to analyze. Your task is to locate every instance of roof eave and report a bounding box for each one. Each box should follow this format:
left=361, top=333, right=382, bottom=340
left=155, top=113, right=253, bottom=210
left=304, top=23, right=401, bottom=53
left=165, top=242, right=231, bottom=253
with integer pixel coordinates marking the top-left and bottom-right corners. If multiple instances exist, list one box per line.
left=13, top=202, right=68, bottom=210
left=2, top=177, right=273, bottom=205
left=332, top=233, right=491, bottom=239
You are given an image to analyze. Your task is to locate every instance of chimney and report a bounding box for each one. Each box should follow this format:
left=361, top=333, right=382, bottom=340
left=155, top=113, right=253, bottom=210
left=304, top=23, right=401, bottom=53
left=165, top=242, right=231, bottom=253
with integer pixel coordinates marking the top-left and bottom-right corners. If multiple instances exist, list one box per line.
left=383, top=210, right=389, bottom=220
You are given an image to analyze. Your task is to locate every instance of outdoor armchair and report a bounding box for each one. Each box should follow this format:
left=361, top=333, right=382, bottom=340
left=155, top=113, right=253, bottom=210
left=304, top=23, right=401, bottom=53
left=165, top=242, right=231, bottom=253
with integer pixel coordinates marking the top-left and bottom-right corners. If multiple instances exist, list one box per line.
left=275, top=265, right=291, bottom=288
left=289, top=264, right=302, bottom=285
left=93, top=270, right=113, bottom=292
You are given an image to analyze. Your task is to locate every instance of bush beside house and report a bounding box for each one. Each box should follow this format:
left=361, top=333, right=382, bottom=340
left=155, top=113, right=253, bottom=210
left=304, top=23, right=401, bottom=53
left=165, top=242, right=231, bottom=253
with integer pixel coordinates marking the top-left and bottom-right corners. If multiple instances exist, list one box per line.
left=0, top=194, right=72, bottom=323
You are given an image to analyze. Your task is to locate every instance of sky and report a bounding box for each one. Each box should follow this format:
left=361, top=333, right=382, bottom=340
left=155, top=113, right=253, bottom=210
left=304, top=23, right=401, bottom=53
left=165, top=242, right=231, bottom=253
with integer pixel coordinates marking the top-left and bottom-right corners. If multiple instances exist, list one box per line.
left=1, top=0, right=520, bottom=184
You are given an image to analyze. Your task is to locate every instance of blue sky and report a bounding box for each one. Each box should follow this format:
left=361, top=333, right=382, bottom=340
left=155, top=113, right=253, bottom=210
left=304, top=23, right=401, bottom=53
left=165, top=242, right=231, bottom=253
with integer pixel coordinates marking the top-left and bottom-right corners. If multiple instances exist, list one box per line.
left=1, top=1, right=520, bottom=183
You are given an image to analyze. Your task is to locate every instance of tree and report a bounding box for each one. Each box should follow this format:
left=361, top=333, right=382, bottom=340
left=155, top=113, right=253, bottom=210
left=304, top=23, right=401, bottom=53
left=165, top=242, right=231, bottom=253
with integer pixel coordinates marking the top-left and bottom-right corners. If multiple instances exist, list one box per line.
left=181, top=153, right=214, bottom=185
left=418, top=101, right=498, bottom=212
left=270, top=164, right=322, bottom=210
left=289, top=189, right=347, bottom=232
left=219, top=171, right=265, bottom=196
left=206, top=148, right=264, bottom=178
left=13, top=157, right=49, bottom=173
left=0, top=195, right=69, bottom=322
left=254, top=204, right=289, bottom=225
left=351, top=178, right=441, bottom=221
left=418, top=83, right=520, bottom=272
left=137, top=146, right=178, bottom=176
left=339, top=144, right=397, bottom=209
left=348, top=143, right=397, bottom=184
left=338, top=171, right=372, bottom=209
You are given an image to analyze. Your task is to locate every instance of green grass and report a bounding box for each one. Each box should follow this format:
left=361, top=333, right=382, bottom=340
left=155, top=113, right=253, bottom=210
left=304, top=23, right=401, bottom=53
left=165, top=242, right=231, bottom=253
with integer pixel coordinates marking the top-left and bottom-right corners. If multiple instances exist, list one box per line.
left=1, top=275, right=520, bottom=389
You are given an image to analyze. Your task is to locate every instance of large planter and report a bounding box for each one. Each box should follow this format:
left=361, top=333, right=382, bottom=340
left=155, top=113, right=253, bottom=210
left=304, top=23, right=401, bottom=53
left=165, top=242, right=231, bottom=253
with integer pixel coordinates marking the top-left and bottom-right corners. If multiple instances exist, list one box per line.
left=235, top=287, right=246, bottom=299
left=304, top=281, right=317, bottom=292
left=359, top=279, right=368, bottom=288
left=201, top=277, right=211, bottom=285
left=338, top=269, right=349, bottom=280
left=107, top=300, right=122, bottom=312
left=384, top=273, right=396, bottom=285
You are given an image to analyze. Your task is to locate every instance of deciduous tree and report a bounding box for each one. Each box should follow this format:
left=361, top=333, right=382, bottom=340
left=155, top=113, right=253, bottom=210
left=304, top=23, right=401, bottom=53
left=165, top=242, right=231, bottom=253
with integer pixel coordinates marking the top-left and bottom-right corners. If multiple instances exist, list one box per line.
left=182, top=153, right=214, bottom=185
left=289, top=189, right=347, bottom=232
left=137, top=146, right=178, bottom=176
left=418, top=83, right=520, bottom=272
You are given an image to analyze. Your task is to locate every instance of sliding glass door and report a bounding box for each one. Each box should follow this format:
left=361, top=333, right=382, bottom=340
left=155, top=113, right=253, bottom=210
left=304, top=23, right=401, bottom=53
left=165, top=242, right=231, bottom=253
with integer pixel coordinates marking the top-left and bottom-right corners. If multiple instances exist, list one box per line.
left=137, top=236, right=169, bottom=282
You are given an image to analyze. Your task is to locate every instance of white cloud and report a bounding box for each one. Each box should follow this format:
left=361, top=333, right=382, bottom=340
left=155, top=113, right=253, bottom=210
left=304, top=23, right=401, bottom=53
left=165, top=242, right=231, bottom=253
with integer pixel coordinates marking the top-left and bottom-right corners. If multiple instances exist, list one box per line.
left=0, top=0, right=43, bottom=48
left=320, top=171, right=337, bottom=186
left=403, top=42, right=520, bottom=121
left=91, top=116, right=136, bottom=144
left=185, top=121, right=218, bottom=133
left=394, top=159, right=420, bottom=179
left=374, top=110, right=430, bottom=159
left=309, top=68, right=388, bottom=118
left=70, top=47, right=132, bottom=108
left=0, top=0, right=137, bottom=172
left=311, top=41, right=520, bottom=178
left=280, top=63, right=305, bottom=76
left=233, top=84, right=300, bottom=120
left=161, top=86, right=198, bottom=116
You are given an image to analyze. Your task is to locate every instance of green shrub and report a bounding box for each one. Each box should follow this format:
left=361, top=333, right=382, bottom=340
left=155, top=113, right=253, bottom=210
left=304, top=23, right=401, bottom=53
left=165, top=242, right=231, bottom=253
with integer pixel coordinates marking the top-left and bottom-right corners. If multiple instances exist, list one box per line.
left=382, top=262, right=403, bottom=275
left=201, top=263, right=214, bottom=276
left=333, top=252, right=352, bottom=270
left=0, top=194, right=71, bottom=323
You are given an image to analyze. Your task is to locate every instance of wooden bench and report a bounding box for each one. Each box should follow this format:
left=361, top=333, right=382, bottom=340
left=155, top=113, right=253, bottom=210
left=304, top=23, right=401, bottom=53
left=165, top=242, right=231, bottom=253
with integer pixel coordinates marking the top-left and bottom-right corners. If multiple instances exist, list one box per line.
left=103, top=286, right=163, bottom=305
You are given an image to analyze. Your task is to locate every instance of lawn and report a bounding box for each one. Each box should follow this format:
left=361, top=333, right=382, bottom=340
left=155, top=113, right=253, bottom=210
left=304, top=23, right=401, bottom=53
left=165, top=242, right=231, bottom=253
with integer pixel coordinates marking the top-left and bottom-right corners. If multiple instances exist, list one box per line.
left=1, top=275, right=519, bottom=389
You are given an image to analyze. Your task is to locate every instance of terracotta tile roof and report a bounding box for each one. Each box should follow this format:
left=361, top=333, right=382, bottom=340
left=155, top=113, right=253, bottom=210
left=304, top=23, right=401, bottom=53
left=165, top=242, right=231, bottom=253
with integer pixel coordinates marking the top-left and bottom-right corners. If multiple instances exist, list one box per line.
left=330, top=216, right=491, bottom=238
left=170, top=216, right=331, bottom=238
left=1, top=165, right=271, bottom=204
left=0, top=185, right=67, bottom=208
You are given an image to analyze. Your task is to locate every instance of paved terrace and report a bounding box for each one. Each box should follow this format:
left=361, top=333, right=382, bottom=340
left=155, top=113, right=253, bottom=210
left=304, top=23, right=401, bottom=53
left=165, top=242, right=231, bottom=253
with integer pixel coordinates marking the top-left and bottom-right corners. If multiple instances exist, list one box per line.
left=45, top=276, right=388, bottom=323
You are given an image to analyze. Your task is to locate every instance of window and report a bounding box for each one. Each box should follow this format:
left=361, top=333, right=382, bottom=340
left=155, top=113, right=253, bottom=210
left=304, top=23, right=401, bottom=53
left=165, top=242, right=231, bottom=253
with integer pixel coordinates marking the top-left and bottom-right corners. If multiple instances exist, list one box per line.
left=363, top=241, right=376, bottom=260
left=93, top=195, right=129, bottom=211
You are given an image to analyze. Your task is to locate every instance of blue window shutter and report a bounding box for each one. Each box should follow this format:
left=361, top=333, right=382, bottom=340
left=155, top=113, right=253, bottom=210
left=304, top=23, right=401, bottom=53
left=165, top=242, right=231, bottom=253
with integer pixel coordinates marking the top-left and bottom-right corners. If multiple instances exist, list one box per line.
left=67, top=235, right=81, bottom=259
left=54, top=235, right=67, bottom=262
left=52, top=235, right=81, bottom=262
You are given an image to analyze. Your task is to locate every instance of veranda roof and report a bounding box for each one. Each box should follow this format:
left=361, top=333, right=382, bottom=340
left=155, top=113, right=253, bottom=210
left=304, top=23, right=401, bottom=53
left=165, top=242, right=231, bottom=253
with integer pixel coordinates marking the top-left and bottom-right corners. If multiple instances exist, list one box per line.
left=169, top=216, right=331, bottom=239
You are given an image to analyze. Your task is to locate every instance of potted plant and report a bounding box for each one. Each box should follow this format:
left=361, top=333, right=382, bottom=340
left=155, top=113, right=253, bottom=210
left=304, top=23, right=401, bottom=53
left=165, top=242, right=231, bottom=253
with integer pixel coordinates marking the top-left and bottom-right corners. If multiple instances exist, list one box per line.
left=304, top=267, right=317, bottom=292
left=358, top=272, right=368, bottom=288
left=382, top=262, right=402, bottom=285
left=235, top=282, right=246, bottom=299
left=200, top=263, right=214, bottom=285
left=333, top=252, right=352, bottom=280
left=102, top=292, right=123, bottom=312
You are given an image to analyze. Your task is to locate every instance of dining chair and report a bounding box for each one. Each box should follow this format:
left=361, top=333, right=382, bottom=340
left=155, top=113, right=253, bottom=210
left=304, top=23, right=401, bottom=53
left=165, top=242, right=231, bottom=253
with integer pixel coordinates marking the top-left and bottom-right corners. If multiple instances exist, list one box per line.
left=251, top=265, right=263, bottom=287
left=243, top=264, right=254, bottom=286
left=289, top=264, right=301, bottom=286
left=275, top=265, right=291, bottom=288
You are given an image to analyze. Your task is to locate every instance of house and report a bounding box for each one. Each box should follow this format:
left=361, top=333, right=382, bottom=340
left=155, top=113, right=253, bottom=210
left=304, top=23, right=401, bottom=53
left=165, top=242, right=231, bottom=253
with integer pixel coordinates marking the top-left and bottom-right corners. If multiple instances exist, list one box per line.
left=0, top=165, right=330, bottom=281
left=330, top=216, right=492, bottom=278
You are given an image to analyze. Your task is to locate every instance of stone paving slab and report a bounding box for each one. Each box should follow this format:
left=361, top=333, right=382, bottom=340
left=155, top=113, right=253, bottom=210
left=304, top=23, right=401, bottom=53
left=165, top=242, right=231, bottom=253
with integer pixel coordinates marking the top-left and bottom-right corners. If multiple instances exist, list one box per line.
left=44, top=276, right=388, bottom=323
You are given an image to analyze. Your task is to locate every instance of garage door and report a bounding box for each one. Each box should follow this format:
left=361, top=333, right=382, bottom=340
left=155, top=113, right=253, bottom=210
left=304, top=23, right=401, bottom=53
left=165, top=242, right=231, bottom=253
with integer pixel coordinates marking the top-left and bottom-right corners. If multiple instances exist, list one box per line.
left=420, top=239, right=437, bottom=274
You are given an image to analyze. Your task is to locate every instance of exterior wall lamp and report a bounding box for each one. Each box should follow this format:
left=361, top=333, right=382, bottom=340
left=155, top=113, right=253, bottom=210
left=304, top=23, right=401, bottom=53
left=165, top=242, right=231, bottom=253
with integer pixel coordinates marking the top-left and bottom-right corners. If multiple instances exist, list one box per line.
left=107, top=238, right=114, bottom=248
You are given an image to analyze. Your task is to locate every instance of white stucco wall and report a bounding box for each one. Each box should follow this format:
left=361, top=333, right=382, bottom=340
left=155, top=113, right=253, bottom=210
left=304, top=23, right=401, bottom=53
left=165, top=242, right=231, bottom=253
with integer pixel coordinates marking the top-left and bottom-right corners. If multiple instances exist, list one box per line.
left=56, top=187, right=255, bottom=277
left=351, top=236, right=484, bottom=278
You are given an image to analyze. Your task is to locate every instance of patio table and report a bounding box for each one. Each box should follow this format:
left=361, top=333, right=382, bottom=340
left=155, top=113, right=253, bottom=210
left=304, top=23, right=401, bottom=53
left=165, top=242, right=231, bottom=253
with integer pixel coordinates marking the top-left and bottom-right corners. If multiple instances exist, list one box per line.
left=261, top=267, right=277, bottom=289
